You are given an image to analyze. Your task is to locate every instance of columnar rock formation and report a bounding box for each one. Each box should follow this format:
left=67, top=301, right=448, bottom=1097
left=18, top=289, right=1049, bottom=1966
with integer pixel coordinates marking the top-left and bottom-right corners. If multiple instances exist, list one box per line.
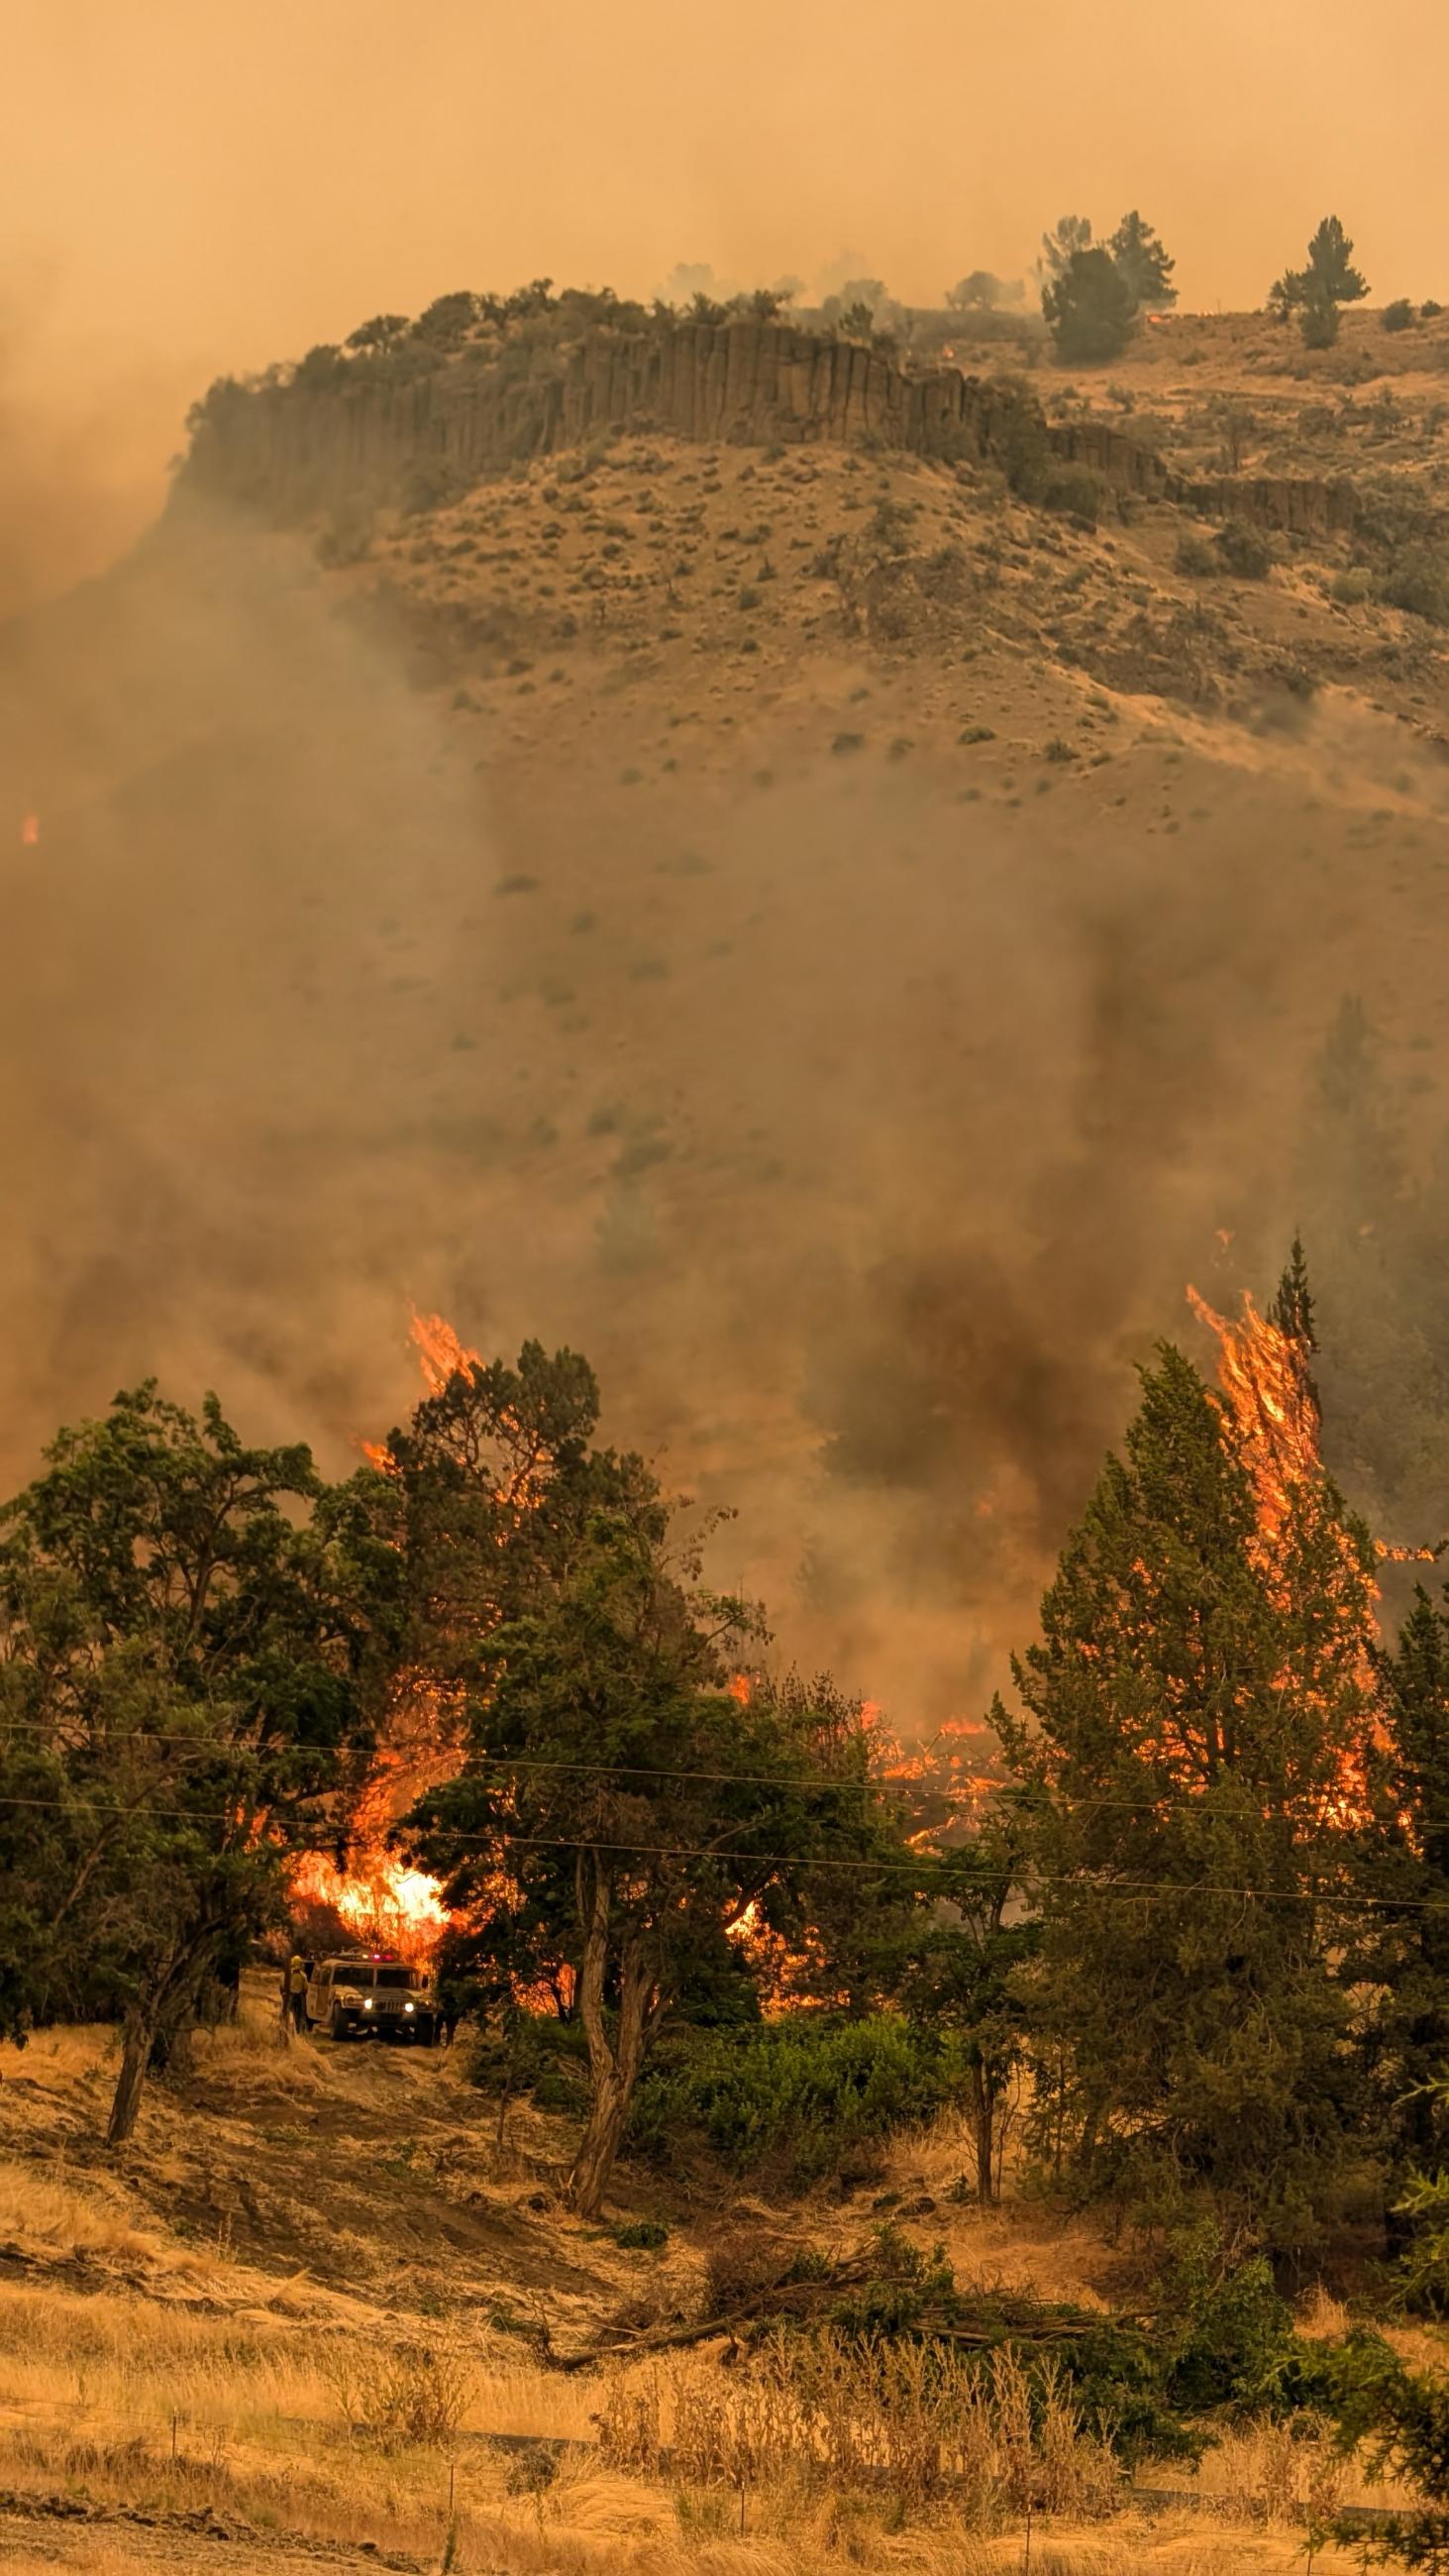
left=180, top=318, right=1357, bottom=537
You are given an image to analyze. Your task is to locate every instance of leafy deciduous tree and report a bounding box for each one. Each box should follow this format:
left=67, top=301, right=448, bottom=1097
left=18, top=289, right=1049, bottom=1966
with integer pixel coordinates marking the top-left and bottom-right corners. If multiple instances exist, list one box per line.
left=0, top=1387, right=386, bottom=2141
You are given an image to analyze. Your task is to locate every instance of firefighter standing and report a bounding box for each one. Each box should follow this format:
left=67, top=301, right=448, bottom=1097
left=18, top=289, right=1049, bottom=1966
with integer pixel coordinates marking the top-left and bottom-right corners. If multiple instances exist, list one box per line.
left=287, top=1953, right=308, bottom=2033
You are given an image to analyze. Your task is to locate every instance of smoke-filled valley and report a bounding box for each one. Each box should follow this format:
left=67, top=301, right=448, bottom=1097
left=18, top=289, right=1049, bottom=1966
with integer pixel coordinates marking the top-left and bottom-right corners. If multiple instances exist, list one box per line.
left=14, top=279, right=1449, bottom=2576
left=5, top=309, right=1449, bottom=1724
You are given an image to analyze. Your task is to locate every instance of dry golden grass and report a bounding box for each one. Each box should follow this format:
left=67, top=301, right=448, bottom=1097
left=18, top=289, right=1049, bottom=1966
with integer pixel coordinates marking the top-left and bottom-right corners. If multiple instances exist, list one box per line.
left=0, top=2269, right=1398, bottom=2574
left=0, top=2026, right=1429, bottom=2573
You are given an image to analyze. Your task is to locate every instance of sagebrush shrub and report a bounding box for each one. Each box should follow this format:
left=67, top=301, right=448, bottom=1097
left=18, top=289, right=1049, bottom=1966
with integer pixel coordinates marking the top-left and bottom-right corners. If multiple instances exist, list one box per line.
left=627, top=2014, right=971, bottom=2183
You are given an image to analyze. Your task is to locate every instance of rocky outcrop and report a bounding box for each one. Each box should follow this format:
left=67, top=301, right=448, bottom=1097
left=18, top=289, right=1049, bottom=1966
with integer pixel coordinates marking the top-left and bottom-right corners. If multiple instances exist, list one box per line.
left=1046, top=419, right=1357, bottom=535
left=180, top=319, right=1358, bottom=537
left=1179, top=470, right=1358, bottom=536
left=1046, top=419, right=1175, bottom=500
left=182, top=321, right=1036, bottom=512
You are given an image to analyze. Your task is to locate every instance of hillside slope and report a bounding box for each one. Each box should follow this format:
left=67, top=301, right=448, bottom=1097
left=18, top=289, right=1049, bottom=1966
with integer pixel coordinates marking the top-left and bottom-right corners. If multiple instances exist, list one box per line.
left=2, top=319, right=1448, bottom=1718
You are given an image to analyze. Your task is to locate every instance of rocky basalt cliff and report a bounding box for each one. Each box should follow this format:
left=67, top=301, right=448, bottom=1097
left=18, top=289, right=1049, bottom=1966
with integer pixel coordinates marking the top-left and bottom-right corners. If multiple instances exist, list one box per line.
left=181, top=318, right=1357, bottom=537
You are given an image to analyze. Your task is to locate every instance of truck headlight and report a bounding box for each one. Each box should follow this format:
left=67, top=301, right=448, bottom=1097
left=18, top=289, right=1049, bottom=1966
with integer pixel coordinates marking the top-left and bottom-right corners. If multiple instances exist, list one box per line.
left=403, top=2001, right=415, bottom=2014
left=362, top=1998, right=373, bottom=2011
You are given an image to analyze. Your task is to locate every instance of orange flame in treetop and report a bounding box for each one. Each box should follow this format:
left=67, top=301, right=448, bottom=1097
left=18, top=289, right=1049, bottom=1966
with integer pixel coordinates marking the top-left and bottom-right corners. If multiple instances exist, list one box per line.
left=410, top=1310, right=482, bottom=1396
left=362, top=1310, right=483, bottom=1469
left=1188, top=1281, right=1385, bottom=1822
left=1187, top=1285, right=1322, bottom=1559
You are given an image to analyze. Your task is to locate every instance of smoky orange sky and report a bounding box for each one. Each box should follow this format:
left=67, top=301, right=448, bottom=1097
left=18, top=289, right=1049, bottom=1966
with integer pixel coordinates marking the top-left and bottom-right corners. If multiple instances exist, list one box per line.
left=5, top=0, right=1447, bottom=600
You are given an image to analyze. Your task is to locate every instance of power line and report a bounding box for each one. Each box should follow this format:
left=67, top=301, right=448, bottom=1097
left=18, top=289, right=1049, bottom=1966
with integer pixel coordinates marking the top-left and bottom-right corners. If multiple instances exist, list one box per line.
left=2, top=1790, right=1449, bottom=1909
left=1, top=1715, right=944, bottom=1797
left=0, top=1715, right=1421, bottom=1821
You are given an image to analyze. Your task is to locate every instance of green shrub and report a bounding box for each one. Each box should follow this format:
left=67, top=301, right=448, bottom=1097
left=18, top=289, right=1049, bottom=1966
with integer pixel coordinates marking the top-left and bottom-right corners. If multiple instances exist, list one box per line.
left=1330, top=564, right=1374, bottom=604
left=1381, top=551, right=1449, bottom=624
left=991, top=378, right=1052, bottom=498
left=1040, top=465, right=1109, bottom=526
left=1216, top=518, right=1274, bottom=579
left=1382, top=298, right=1418, bottom=333
left=1423, top=299, right=1445, bottom=320
left=1175, top=531, right=1218, bottom=577
left=1155, top=2225, right=1331, bottom=2418
left=610, top=2218, right=670, bottom=2251
left=627, top=2014, right=972, bottom=2185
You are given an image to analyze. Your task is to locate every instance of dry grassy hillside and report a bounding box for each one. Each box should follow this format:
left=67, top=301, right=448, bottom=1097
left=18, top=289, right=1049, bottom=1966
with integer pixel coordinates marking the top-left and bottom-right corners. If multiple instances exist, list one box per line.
left=4, top=315, right=1449, bottom=2569
left=1030, top=300, right=1449, bottom=487
left=0, top=1982, right=1430, bottom=2574
left=4, top=342, right=1449, bottom=1717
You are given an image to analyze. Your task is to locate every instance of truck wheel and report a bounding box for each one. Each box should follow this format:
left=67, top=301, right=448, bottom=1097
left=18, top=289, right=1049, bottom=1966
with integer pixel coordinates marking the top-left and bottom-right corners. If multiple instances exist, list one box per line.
left=330, top=2005, right=348, bottom=2042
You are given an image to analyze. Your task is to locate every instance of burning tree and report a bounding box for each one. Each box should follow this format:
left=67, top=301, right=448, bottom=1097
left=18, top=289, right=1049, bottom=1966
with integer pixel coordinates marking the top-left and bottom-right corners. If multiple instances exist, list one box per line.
left=392, top=1352, right=885, bottom=2216
left=997, top=1321, right=1385, bottom=2260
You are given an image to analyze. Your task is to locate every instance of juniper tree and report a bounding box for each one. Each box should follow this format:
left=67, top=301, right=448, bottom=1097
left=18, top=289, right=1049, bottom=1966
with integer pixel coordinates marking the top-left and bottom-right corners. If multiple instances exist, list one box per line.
left=1270, top=216, right=1369, bottom=346
left=898, top=1813, right=1036, bottom=2206
left=1355, top=1593, right=1449, bottom=2222
left=1108, top=211, right=1178, bottom=310
left=393, top=1342, right=872, bottom=2217
left=1271, top=1234, right=1316, bottom=1353
left=996, top=1342, right=1383, bottom=2261
left=405, top=1517, right=862, bottom=2217
left=1043, top=249, right=1138, bottom=364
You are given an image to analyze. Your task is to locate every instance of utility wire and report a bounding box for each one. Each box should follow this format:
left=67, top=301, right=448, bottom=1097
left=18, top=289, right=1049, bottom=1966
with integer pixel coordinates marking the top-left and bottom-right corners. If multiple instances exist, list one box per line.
left=0, top=1717, right=1420, bottom=1820
left=2, top=1791, right=1449, bottom=1908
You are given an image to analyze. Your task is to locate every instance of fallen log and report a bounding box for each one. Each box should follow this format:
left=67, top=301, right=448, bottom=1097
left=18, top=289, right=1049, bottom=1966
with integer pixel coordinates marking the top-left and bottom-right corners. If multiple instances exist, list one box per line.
left=552, top=2274, right=1156, bottom=2374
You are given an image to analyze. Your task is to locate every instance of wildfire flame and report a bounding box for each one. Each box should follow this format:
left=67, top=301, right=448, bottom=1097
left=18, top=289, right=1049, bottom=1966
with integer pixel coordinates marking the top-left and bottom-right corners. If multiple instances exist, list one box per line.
left=1188, top=1281, right=1389, bottom=1822
left=299, top=1315, right=484, bottom=1952
left=291, top=1850, right=450, bottom=1961
left=302, top=1310, right=1003, bottom=1983
left=1187, top=1285, right=1321, bottom=1556
left=362, top=1310, right=482, bottom=1469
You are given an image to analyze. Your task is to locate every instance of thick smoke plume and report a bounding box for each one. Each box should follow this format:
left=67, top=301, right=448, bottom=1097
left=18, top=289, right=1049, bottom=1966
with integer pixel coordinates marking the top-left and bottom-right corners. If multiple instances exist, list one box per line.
left=2, top=493, right=1446, bottom=1726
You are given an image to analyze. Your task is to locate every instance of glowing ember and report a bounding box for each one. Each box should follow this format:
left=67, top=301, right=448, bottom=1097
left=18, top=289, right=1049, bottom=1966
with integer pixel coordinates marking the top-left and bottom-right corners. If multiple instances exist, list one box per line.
left=20, top=814, right=39, bottom=847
